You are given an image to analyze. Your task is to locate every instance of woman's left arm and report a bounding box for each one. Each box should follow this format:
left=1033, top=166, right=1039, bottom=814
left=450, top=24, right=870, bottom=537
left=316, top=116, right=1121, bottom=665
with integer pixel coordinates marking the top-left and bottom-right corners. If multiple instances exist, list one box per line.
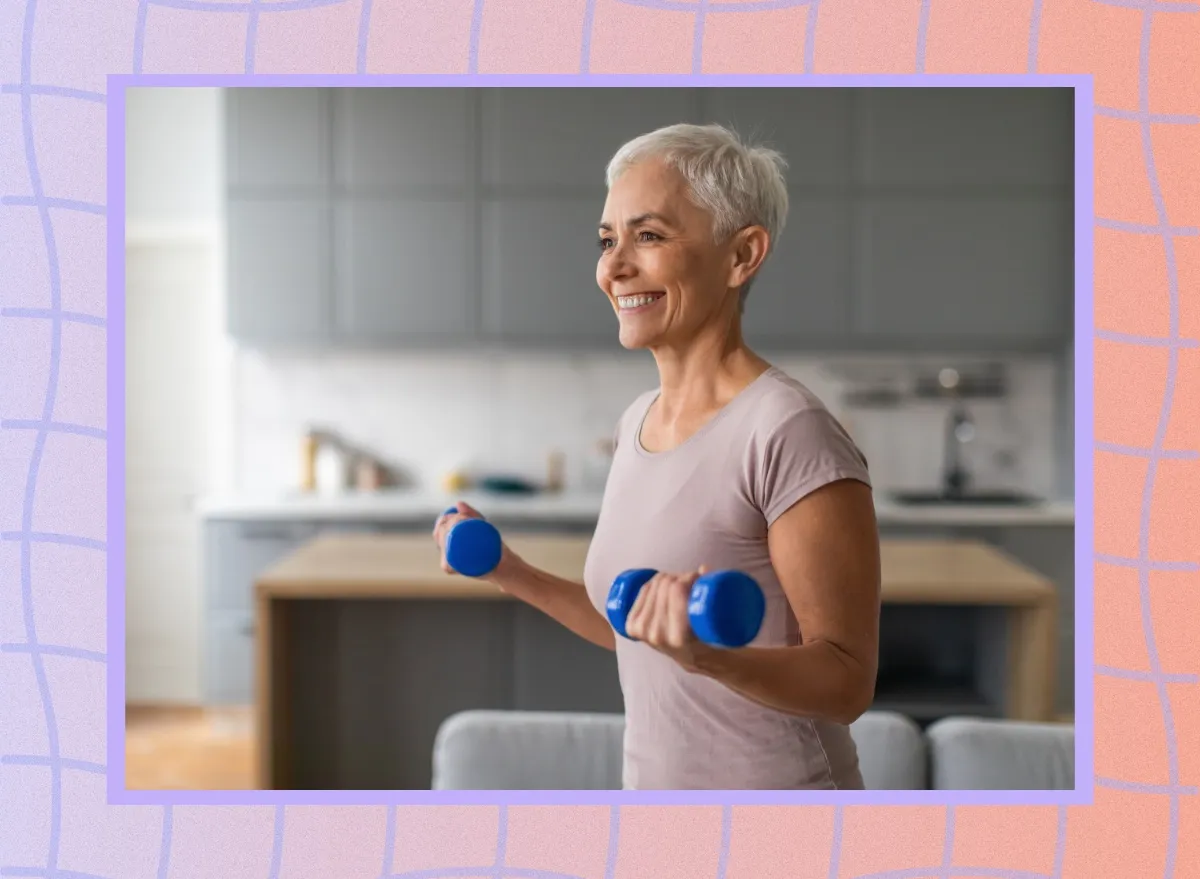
left=690, top=477, right=881, bottom=725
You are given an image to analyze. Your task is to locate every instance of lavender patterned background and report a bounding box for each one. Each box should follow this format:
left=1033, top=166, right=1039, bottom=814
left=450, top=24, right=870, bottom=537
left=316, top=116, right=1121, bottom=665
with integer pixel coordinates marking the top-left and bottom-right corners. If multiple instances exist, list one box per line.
left=2, top=0, right=1199, bottom=876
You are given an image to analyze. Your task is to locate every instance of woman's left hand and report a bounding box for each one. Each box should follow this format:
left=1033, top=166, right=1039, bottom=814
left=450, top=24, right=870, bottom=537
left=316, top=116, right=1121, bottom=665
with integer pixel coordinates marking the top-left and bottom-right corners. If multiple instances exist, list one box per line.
left=624, top=566, right=714, bottom=671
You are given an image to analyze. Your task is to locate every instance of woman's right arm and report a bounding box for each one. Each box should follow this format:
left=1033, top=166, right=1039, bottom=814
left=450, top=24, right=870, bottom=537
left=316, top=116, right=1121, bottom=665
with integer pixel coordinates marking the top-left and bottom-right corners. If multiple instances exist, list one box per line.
left=434, top=503, right=616, bottom=651
left=486, top=549, right=617, bottom=651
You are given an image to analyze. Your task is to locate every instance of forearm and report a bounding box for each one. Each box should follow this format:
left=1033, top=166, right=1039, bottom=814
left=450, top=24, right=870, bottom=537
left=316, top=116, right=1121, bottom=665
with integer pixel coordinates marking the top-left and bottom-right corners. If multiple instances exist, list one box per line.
left=691, top=640, right=875, bottom=725
left=487, top=553, right=616, bottom=651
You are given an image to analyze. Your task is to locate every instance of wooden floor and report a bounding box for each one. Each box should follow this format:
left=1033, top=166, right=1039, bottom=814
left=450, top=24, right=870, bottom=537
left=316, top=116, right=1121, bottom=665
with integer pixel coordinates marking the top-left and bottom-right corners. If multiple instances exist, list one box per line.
left=125, top=704, right=255, bottom=790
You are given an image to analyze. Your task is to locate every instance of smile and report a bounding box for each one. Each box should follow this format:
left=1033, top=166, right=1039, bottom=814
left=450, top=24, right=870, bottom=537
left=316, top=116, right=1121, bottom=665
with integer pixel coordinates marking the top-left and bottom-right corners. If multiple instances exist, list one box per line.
left=617, top=292, right=665, bottom=310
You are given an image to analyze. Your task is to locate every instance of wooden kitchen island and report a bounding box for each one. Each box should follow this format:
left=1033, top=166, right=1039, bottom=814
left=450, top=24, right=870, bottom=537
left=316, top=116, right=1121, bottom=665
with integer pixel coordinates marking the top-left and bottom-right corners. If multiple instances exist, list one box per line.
left=254, top=533, right=1058, bottom=789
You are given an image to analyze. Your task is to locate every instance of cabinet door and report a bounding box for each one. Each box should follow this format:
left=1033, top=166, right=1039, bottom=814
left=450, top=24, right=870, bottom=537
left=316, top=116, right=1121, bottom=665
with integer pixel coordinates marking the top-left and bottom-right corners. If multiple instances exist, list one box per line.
left=482, top=88, right=699, bottom=189
left=204, top=610, right=256, bottom=704
left=333, top=88, right=474, bottom=191
left=226, top=198, right=331, bottom=345
left=481, top=198, right=618, bottom=345
left=334, top=199, right=476, bottom=340
left=204, top=520, right=318, bottom=615
left=226, top=88, right=327, bottom=190
left=854, top=197, right=1072, bottom=347
left=860, top=87, right=1074, bottom=188
left=740, top=196, right=853, bottom=348
left=700, top=88, right=855, bottom=186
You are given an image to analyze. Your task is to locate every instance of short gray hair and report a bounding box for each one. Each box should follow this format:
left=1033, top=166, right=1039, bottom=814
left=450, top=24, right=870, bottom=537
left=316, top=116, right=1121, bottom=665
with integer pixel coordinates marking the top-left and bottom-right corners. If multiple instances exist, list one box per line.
left=605, top=123, right=789, bottom=309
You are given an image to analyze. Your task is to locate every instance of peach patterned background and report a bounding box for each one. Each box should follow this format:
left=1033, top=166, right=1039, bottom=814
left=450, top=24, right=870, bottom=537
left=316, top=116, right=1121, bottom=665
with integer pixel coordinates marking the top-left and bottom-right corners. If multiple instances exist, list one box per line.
left=1, top=0, right=1198, bottom=876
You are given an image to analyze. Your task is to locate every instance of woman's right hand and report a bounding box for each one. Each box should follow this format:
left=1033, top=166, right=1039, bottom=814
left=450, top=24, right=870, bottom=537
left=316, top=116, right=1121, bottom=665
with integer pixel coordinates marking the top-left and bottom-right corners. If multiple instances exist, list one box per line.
left=432, top=500, right=522, bottom=586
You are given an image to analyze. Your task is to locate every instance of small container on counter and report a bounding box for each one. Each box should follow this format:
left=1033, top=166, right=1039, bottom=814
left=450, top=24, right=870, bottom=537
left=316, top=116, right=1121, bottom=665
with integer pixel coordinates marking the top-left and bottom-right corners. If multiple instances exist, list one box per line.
left=545, top=449, right=565, bottom=493
left=581, top=438, right=614, bottom=492
left=315, top=442, right=348, bottom=494
left=354, top=456, right=383, bottom=492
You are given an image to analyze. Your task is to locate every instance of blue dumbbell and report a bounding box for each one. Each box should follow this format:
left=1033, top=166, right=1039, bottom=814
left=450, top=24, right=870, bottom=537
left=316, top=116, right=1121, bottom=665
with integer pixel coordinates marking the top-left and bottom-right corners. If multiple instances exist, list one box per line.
left=605, top=568, right=765, bottom=648
left=440, top=506, right=503, bottom=577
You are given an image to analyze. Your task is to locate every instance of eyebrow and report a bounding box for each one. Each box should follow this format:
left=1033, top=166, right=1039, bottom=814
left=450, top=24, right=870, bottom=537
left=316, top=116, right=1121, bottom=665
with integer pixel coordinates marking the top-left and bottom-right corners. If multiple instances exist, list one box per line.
left=598, top=212, right=673, bottom=232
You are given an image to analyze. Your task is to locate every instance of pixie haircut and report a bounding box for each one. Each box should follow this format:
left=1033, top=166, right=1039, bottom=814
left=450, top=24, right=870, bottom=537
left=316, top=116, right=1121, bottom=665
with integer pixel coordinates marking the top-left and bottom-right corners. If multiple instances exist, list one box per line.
left=605, top=123, right=789, bottom=310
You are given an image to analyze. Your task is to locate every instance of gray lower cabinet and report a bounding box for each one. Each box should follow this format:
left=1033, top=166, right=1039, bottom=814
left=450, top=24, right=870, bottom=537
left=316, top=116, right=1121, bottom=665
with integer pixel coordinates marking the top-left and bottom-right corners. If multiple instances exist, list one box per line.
left=203, top=520, right=320, bottom=703
left=226, top=199, right=331, bottom=345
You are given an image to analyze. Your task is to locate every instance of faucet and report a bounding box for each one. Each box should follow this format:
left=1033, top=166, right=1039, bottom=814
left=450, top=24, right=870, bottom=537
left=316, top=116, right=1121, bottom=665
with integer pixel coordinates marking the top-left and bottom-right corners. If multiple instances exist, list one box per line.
left=942, top=402, right=975, bottom=497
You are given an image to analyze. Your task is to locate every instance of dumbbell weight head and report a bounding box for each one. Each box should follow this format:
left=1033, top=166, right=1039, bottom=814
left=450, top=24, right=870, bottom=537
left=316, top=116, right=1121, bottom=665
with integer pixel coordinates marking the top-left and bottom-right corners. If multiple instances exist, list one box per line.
left=605, top=568, right=658, bottom=639
left=607, top=568, right=764, bottom=648
left=441, top=506, right=503, bottom=578
left=687, top=570, right=764, bottom=648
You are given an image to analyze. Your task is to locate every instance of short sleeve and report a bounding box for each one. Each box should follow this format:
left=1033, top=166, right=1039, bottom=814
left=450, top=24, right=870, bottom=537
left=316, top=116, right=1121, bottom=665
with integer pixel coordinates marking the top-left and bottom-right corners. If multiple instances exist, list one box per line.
left=757, top=409, right=872, bottom=526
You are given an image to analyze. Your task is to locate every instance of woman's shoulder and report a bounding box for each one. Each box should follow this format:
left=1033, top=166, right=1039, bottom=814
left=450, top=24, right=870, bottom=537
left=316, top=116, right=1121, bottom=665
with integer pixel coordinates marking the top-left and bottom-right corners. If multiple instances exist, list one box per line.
left=748, top=367, right=836, bottom=431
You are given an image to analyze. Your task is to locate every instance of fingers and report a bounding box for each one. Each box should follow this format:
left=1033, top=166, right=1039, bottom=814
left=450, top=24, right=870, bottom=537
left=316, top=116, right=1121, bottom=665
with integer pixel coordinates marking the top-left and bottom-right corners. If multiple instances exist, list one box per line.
left=625, top=570, right=701, bottom=649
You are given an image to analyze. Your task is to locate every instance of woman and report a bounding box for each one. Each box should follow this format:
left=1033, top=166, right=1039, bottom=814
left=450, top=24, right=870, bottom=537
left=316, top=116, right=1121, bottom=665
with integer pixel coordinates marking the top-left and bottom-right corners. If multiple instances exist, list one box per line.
left=434, top=123, right=881, bottom=790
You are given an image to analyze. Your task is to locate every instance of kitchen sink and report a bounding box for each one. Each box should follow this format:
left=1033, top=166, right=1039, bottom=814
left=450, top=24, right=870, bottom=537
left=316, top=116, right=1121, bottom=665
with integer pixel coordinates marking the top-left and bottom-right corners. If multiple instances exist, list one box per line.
left=889, top=490, right=1041, bottom=506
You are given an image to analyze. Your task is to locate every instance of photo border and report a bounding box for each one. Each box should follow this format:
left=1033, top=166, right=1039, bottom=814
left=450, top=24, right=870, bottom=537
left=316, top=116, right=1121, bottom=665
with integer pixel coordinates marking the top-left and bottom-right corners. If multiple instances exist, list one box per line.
left=106, top=71, right=1093, bottom=808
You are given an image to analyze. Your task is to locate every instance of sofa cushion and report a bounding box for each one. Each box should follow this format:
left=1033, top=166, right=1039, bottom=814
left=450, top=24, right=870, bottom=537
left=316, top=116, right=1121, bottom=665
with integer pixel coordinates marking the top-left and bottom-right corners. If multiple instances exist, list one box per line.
left=432, top=709, right=624, bottom=790
left=433, top=709, right=930, bottom=790
left=926, top=716, right=1074, bottom=790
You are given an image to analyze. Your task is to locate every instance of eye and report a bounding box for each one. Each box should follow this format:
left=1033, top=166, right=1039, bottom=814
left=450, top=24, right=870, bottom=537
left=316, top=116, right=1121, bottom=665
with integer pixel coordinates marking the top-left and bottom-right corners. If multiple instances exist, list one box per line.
left=597, top=235, right=614, bottom=251
left=637, top=230, right=661, bottom=242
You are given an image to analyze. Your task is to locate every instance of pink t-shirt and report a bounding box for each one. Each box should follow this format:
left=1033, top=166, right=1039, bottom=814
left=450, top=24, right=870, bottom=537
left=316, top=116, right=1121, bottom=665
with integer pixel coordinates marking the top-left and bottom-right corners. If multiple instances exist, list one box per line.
left=582, top=366, right=873, bottom=790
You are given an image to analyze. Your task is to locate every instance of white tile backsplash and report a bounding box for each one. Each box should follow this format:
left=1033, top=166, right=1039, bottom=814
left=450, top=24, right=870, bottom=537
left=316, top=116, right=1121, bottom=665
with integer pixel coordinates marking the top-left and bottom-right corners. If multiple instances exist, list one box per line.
left=234, top=349, right=1066, bottom=499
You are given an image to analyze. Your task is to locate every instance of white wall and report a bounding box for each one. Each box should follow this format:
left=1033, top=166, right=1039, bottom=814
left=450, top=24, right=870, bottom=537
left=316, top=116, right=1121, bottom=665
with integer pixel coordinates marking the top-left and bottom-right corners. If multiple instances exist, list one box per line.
left=125, top=87, right=229, bottom=703
left=235, top=348, right=1060, bottom=500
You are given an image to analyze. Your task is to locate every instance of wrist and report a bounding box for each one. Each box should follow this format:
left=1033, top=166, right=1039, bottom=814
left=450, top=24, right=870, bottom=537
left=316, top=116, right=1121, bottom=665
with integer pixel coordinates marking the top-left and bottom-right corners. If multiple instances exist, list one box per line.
left=688, top=642, right=738, bottom=677
left=483, top=546, right=527, bottom=592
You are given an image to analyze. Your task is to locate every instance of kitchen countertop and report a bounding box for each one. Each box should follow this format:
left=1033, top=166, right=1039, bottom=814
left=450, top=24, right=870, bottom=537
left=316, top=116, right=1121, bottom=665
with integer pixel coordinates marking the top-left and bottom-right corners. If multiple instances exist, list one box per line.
left=257, top=533, right=1057, bottom=604
left=199, top=487, right=1075, bottom=526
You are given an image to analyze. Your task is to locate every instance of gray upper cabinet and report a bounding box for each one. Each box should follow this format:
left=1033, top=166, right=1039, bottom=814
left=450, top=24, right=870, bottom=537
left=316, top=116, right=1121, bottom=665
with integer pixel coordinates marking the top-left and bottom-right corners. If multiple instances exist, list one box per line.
left=481, top=89, right=699, bottom=190
left=855, top=197, right=1072, bottom=346
left=334, top=199, right=477, bottom=341
left=333, top=89, right=474, bottom=191
left=226, top=198, right=331, bottom=345
left=700, top=88, right=854, bottom=186
left=481, top=198, right=618, bottom=344
left=860, top=88, right=1074, bottom=188
left=741, top=196, right=853, bottom=348
left=223, top=86, right=1072, bottom=353
left=227, top=88, right=327, bottom=190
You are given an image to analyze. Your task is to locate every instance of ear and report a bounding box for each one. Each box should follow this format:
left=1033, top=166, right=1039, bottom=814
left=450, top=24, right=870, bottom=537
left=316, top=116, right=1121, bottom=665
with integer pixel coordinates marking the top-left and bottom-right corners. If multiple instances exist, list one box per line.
left=727, top=225, right=770, bottom=291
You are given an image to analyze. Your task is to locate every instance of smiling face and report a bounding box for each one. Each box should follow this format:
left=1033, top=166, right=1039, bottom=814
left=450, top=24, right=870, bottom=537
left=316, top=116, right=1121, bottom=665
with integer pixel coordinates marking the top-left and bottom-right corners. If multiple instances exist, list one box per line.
left=596, top=159, right=744, bottom=350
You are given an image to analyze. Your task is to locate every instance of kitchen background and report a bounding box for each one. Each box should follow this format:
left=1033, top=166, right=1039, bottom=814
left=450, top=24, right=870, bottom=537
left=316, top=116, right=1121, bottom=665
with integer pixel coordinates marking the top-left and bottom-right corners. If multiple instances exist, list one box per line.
left=124, top=85, right=1075, bottom=789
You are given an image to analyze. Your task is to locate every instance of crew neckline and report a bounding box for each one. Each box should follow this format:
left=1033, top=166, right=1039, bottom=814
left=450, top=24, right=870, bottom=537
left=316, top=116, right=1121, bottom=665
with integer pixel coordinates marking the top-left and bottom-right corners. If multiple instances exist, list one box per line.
left=633, top=366, right=780, bottom=458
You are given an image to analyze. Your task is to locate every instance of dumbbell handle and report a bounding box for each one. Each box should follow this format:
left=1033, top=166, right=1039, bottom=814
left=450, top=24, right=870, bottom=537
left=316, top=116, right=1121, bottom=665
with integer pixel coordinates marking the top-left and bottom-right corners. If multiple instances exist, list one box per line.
left=439, top=506, right=503, bottom=578
left=606, top=568, right=764, bottom=648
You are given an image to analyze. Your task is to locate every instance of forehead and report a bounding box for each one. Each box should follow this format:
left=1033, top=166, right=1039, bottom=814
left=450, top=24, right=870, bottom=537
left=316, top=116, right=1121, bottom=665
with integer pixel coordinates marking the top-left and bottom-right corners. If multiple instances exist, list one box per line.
left=600, top=160, right=692, bottom=224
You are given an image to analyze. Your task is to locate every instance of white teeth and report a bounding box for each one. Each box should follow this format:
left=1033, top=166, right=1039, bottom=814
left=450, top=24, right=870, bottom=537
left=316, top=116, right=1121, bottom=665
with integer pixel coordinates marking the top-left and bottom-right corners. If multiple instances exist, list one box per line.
left=618, top=294, right=661, bottom=309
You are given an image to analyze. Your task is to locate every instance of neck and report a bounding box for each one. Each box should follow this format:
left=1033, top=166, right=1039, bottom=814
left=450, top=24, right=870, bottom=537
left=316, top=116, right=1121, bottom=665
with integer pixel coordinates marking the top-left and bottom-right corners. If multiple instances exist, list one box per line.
left=649, top=312, right=770, bottom=416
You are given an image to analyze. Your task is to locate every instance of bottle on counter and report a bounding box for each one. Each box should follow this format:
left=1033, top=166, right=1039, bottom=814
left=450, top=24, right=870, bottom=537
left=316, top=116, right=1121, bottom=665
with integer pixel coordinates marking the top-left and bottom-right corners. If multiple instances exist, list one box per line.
left=315, top=441, right=347, bottom=494
left=299, top=431, right=319, bottom=492
left=546, top=449, right=565, bottom=493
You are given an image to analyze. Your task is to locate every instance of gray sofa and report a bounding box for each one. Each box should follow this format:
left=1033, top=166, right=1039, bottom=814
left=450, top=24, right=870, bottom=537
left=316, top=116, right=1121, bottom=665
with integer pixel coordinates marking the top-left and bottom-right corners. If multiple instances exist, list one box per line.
left=432, top=709, right=1074, bottom=790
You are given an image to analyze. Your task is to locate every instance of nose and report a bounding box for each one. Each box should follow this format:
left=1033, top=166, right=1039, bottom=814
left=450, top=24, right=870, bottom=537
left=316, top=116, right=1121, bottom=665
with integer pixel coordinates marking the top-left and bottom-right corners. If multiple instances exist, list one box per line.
left=598, top=238, right=636, bottom=289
